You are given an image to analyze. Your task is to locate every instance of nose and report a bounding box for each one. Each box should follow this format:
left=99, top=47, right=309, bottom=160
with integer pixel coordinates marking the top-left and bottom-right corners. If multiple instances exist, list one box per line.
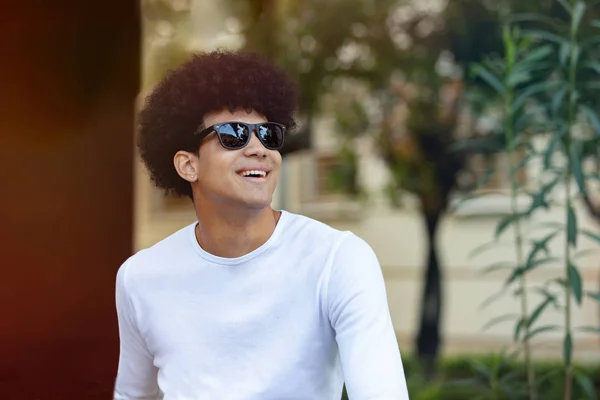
left=243, top=131, right=267, bottom=158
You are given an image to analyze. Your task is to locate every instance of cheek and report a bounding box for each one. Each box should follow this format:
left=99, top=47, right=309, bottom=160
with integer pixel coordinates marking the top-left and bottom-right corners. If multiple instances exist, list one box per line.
left=271, top=152, right=283, bottom=168
left=196, top=149, right=235, bottom=183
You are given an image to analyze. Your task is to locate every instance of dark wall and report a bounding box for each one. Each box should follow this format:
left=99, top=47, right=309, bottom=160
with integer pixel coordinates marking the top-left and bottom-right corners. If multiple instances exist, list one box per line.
left=0, top=1, right=140, bottom=398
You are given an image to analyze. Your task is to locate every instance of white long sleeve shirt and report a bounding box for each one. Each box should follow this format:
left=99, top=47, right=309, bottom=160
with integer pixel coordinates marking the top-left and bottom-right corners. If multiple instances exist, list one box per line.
left=114, top=210, right=409, bottom=400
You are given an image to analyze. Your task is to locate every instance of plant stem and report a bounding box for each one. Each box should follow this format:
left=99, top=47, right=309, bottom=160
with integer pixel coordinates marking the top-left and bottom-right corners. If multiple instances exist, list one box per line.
left=504, top=26, right=536, bottom=400
left=564, top=1, right=578, bottom=398
left=563, top=172, right=573, bottom=400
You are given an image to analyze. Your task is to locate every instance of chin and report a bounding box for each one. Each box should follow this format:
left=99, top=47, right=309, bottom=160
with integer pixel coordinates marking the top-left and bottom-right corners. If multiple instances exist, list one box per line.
left=242, top=195, right=273, bottom=210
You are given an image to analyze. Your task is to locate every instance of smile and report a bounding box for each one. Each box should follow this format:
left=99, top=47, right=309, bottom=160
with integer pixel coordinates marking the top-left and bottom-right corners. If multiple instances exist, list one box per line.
left=239, top=170, right=267, bottom=178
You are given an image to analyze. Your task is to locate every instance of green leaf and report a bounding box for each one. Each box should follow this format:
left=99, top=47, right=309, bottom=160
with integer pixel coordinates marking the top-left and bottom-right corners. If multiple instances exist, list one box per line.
left=514, top=317, right=526, bottom=341
left=538, top=368, right=561, bottom=385
left=527, top=177, right=559, bottom=215
left=482, top=57, right=506, bottom=77
left=586, top=291, right=600, bottom=303
left=567, top=204, right=577, bottom=246
left=496, top=213, right=523, bottom=239
left=581, top=105, right=600, bottom=136
left=572, top=44, right=581, bottom=67
left=523, top=325, right=560, bottom=341
left=564, top=332, right=572, bottom=365
left=574, top=248, right=600, bottom=260
left=580, top=229, right=600, bottom=244
left=551, top=86, right=568, bottom=116
left=578, top=326, right=600, bottom=334
left=568, top=263, right=583, bottom=306
left=512, top=61, right=555, bottom=77
left=514, top=113, right=535, bottom=133
left=504, top=25, right=516, bottom=66
left=482, top=314, right=519, bottom=332
left=482, top=261, right=515, bottom=275
left=559, top=42, right=570, bottom=66
left=544, top=128, right=565, bottom=169
left=472, top=64, right=504, bottom=94
left=534, top=287, right=560, bottom=308
left=571, top=142, right=586, bottom=195
left=521, top=29, right=569, bottom=45
left=557, top=0, right=572, bottom=13
left=527, top=298, right=552, bottom=328
left=513, top=80, right=563, bottom=112
left=534, top=221, right=565, bottom=231
left=499, top=382, right=529, bottom=399
left=468, top=360, right=493, bottom=381
left=526, top=229, right=560, bottom=267
left=592, top=19, right=600, bottom=29
left=480, top=289, right=507, bottom=310
left=550, top=277, right=568, bottom=289
left=572, top=1, right=586, bottom=33
left=506, top=257, right=560, bottom=286
left=468, top=240, right=503, bottom=259
left=477, top=167, right=496, bottom=189
left=499, top=368, right=526, bottom=385
left=519, top=44, right=554, bottom=65
left=573, top=369, right=596, bottom=399
left=583, top=61, right=600, bottom=74
left=506, top=70, right=532, bottom=87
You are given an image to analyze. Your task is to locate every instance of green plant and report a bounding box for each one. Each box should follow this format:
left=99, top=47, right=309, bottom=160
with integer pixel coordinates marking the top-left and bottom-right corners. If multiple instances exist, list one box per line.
left=340, top=355, right=600, bottom=399
left=469, top=23, right=557, bottom=400
left=458, top=0, right=600, bottom=399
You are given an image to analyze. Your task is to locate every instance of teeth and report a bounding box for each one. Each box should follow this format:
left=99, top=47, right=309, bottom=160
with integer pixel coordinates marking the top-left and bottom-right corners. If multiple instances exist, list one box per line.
left=240, top=170, right=267, bottom=177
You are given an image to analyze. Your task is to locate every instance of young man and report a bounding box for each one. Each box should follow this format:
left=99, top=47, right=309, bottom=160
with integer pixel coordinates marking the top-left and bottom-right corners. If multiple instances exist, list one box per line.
left=114, top=50, right=409, bottom=400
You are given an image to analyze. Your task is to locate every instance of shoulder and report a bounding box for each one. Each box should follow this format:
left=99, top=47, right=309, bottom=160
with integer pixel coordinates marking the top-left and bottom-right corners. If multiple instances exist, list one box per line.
left=280, top=210, right=377, bottom=265
left=281, top=210, right=350, bottom=245
left=116, top=222, right=195, bottom=285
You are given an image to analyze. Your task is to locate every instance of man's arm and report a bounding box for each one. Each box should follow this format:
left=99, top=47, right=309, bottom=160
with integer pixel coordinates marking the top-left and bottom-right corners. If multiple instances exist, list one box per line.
left=114, top=260, right=160, bottom=400
left=327, top=233, right=410, bottom=399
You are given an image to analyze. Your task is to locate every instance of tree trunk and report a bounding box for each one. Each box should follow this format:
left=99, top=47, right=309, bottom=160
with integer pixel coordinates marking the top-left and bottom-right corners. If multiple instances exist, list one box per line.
left=415, top=210, right=443, bottom=380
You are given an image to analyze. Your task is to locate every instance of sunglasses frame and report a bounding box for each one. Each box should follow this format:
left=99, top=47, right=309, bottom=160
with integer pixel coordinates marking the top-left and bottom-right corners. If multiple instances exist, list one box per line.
left=194, top=121, right=286, bottom=150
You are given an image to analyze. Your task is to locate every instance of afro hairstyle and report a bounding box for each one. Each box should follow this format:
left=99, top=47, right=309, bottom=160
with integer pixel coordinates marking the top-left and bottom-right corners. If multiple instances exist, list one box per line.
left=137, top=50, right=299, bottom=199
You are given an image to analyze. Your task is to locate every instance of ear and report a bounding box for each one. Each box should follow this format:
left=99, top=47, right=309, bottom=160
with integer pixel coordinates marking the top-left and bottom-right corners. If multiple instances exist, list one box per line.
left=173, top=150, right=199, bottom=183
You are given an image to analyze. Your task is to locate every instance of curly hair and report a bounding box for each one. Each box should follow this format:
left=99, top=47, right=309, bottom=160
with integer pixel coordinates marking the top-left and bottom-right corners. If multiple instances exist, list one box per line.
left=137, top=50, right=299, bottom=199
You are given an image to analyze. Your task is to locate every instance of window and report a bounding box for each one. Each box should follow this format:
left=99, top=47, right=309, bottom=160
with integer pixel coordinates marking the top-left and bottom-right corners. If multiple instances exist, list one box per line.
left=315, top=153, right=346, bottom=198
left=300, top=151, right=358, bottom=203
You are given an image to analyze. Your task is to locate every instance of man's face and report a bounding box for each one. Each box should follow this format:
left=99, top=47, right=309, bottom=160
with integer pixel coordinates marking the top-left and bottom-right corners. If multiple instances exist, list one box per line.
left=190, top=108, right=282, bottom=210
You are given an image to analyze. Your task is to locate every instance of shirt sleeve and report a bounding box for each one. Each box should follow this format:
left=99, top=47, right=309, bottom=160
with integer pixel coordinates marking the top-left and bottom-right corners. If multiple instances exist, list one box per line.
left=113, top=259, right=161, bottom=400
left=327, top=233, right=410, bottom=400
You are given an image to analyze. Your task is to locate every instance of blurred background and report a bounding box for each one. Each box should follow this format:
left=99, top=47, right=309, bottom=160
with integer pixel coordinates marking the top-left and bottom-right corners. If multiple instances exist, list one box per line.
left=1, top=0, right=599, bottom=399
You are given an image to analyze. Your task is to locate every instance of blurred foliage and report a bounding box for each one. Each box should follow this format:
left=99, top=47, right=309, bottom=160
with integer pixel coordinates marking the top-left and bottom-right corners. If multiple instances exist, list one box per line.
left=457, top=0, right=600, bottom=398
left=341, top=354, right=600, bottom=400
left=141, top=0, right=194, bottom=90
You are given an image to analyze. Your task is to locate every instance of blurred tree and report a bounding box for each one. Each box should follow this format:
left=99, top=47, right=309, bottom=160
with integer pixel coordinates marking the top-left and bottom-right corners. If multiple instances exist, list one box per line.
left=141, top=0, right=193, bottom=90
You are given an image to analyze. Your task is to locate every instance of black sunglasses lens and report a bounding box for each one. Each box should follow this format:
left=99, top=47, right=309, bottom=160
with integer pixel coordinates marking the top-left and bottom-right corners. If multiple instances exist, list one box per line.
left=258, top=124, right=284, bottom=149
left=217, top=123, right=250, bottom=148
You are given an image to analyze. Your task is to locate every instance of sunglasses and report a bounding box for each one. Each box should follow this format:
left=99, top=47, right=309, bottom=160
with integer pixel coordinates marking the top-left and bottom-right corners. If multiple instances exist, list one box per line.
left=194, top=121, right=286, bottom=150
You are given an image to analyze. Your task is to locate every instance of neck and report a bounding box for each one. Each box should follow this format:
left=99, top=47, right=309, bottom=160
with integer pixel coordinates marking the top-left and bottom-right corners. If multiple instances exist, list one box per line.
left=193, top=200, right=281, bottom=258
